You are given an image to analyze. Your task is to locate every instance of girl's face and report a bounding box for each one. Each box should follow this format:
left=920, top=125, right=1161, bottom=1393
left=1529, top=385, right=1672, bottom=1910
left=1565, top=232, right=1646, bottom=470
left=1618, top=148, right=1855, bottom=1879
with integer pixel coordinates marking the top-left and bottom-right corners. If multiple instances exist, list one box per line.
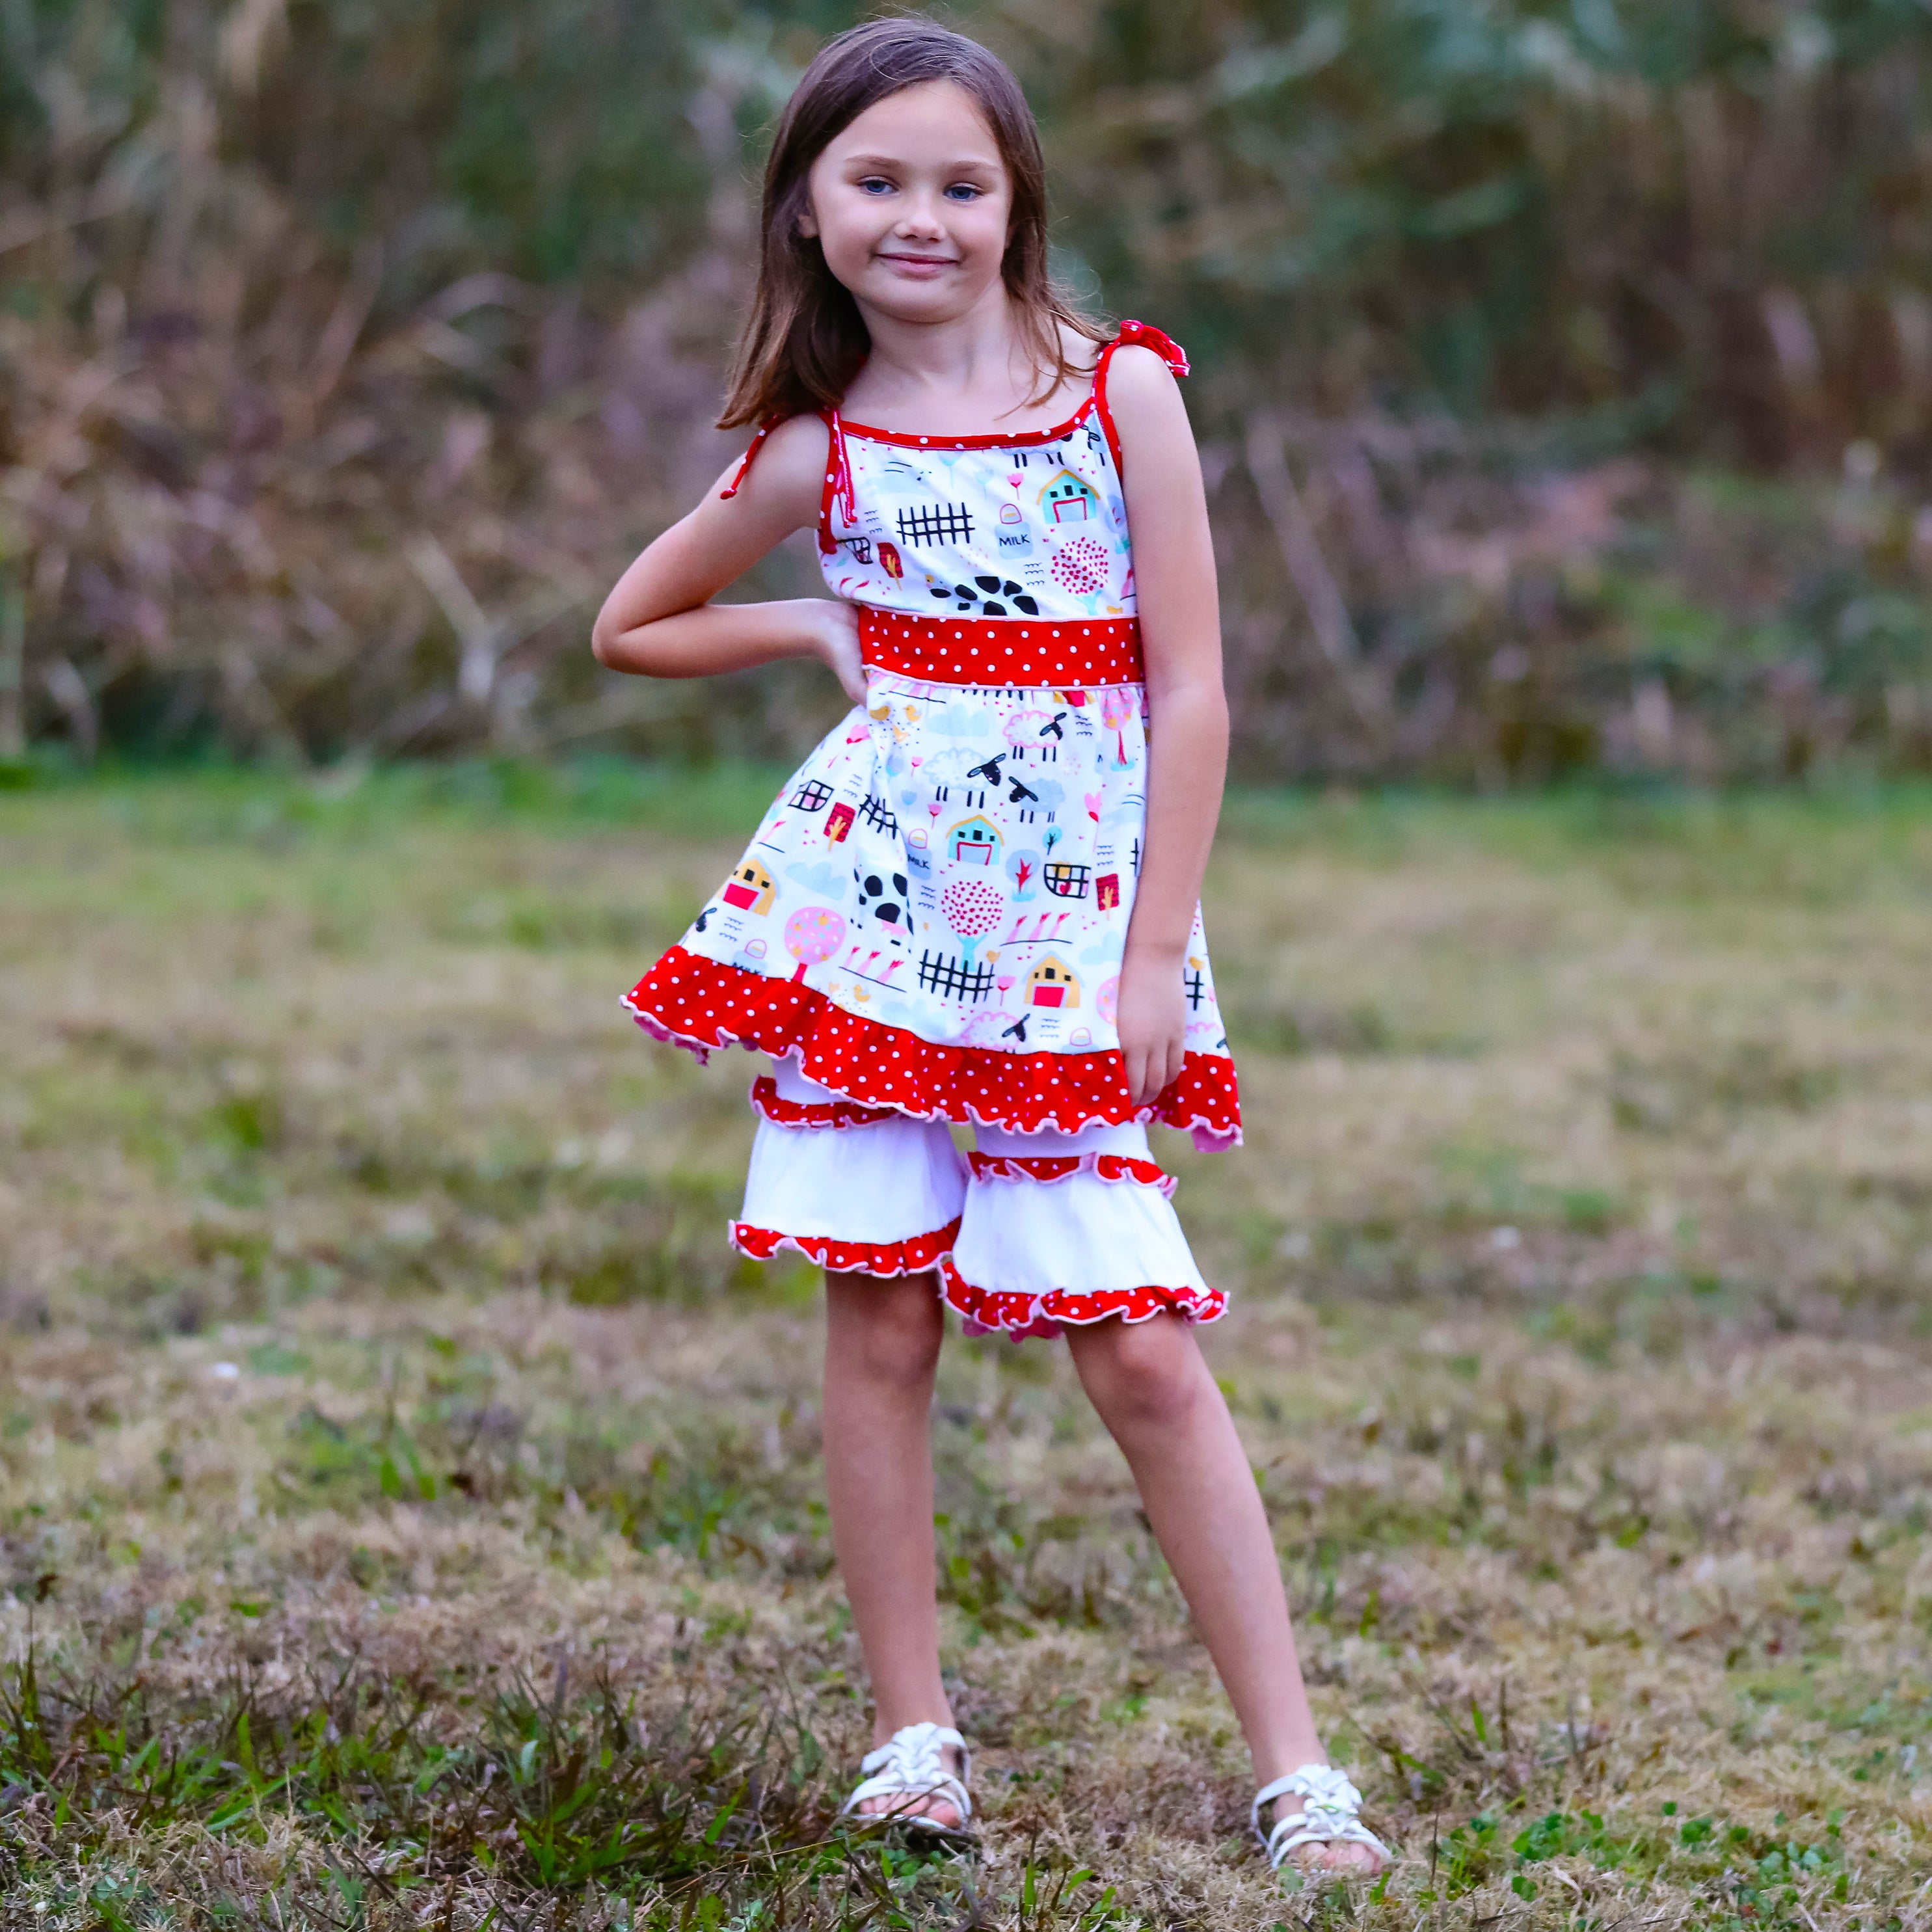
left=799, top=81, right=1013, bottom=325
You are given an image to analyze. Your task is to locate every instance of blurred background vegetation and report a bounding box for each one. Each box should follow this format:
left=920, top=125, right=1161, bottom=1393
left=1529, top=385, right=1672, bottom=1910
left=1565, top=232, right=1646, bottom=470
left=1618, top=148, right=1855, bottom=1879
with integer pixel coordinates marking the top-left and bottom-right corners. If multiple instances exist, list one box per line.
left=3, top=0, right=1931, bottom=781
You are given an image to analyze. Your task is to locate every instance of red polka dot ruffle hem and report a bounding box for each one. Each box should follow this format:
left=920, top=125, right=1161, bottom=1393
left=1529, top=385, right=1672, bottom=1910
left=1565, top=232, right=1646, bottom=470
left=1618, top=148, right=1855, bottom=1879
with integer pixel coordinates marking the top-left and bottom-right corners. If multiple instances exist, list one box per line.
left=626, top=946, right=1241, bottom=1148
left=731, top=1218, right=961, bottom=1279
left=939, top=1257, right=1227, bottom=1342
left=967, top=1151, right=1177, bottom=1198
left=749, top=1075, right=898, bottom=1131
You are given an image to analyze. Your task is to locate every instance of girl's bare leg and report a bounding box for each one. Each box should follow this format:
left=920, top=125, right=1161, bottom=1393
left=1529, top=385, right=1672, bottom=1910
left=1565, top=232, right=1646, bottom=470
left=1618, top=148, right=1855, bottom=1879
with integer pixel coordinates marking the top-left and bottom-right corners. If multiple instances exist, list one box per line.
left=821, top=1267, right=963, bottom=1826
left=1063, top=1311, right=1380, bottom=1874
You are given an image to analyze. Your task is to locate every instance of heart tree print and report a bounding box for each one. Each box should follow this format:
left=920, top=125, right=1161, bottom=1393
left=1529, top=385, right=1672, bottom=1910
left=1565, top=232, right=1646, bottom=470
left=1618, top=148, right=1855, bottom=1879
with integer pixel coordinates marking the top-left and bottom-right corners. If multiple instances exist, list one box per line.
left=942, top=877, right=1003, bottom=962
left=1049, top=536, right=1110, bottom=598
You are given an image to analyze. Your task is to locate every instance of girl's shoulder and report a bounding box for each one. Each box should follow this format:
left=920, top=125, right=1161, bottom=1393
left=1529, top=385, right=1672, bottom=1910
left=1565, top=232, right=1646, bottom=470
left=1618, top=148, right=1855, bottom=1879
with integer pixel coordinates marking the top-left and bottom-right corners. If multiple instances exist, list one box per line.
left=1095, top=342, right=1187, bottom=472
left=715, top=409, right=831, bottom=513
left=747, top=409, right=833, bottom=472
left=1097, top=319, right=1190, bottom=393
left=1100, top=340, right=1186, bottom=407
left=1042, top=319, right=1188, bottom=421
left=1090, top=321, right=1194, bottom=480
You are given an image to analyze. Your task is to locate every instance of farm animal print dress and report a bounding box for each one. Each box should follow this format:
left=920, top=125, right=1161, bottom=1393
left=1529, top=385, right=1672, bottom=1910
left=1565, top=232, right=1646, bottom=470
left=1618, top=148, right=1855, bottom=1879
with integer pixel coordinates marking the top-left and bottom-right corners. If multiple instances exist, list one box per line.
left=624, top=322, right=1239, bottom=1339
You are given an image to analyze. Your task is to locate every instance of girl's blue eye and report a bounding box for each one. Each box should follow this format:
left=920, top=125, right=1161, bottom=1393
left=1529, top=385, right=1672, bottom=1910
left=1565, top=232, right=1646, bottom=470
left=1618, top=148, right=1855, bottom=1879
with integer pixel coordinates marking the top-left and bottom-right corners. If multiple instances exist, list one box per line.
left=945, top=184, right=982, bottom=202
left=858, top=178, right=894, bottom=195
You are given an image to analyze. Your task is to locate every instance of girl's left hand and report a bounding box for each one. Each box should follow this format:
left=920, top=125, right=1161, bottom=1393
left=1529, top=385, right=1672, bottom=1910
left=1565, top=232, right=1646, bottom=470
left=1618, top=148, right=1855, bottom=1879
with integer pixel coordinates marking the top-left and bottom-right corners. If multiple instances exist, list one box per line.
left=1116, top=950, right=1188, bottom=1108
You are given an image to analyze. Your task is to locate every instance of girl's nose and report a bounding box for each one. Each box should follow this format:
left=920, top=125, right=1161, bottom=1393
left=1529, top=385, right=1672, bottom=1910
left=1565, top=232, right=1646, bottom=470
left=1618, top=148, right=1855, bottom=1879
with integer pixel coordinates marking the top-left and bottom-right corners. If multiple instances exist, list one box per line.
left=894, top=197, right=946, bottom=237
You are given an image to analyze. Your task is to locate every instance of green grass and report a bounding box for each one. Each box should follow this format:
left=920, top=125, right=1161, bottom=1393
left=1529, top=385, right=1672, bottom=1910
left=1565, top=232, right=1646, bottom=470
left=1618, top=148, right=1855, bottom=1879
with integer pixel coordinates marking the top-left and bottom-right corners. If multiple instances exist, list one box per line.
left=5, top=764, right=1932, bottom=1927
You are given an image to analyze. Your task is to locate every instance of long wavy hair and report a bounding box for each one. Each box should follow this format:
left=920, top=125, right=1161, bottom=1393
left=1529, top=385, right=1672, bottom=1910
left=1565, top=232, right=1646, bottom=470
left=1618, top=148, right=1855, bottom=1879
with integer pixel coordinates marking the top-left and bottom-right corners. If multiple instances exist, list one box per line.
left=717, top=17, right=1105, bottom=429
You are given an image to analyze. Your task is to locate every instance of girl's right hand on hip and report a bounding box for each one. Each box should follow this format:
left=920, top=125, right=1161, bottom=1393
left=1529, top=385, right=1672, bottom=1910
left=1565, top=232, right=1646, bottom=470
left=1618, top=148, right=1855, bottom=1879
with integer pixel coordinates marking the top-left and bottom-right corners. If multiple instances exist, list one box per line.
left=805, top=599, right=867, bottom=705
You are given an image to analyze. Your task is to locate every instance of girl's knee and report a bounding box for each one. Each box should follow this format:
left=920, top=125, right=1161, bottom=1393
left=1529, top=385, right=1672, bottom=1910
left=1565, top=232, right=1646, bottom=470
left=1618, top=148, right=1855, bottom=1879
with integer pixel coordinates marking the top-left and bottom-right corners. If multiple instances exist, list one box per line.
left=1071, top=1315, right=1207, bottom=1432
left=827, top=1272, right=944, bottom=1384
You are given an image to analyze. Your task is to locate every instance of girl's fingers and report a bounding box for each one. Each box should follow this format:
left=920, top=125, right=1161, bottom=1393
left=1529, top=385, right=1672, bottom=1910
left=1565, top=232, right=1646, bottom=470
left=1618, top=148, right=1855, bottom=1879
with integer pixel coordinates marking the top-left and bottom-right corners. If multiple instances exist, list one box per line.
left=829, top=640, right=866, bottom=704
left=811, top=605, right=868, bottom=703
left=1125, top=1033, right=1188, bottom=1107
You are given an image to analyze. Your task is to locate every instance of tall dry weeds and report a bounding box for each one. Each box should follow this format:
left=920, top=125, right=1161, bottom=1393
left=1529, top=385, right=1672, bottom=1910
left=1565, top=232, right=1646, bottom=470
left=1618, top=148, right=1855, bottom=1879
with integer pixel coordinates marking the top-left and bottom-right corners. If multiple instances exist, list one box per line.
left=3, top=1, right=1932, bottom=776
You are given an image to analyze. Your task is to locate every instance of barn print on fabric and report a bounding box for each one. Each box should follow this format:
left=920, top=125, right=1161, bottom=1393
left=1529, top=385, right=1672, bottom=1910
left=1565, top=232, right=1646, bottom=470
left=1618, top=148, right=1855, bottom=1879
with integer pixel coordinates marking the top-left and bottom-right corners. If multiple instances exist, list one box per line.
left=626, top=322, right=1239, bottom=1157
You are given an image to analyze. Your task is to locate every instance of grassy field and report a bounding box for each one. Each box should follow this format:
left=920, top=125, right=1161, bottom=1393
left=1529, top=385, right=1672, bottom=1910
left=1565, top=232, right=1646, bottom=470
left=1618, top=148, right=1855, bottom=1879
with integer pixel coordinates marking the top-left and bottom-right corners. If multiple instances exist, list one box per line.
left=5, top=765, right=1932, bottom=1929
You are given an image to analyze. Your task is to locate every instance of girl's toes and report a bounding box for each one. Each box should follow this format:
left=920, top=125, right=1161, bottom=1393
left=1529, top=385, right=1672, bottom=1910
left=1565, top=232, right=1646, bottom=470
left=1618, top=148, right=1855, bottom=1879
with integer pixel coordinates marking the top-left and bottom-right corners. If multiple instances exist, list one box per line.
left=1291, top=1841, right=1384, bottom=1878
left=857, top=1791, right=963, bottom=1831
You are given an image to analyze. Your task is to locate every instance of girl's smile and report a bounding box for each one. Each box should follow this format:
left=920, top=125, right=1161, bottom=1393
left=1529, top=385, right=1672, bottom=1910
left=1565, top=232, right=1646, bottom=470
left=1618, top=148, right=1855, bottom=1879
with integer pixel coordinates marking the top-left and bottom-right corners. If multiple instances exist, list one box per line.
left=876, top=251, right=960, bottom=276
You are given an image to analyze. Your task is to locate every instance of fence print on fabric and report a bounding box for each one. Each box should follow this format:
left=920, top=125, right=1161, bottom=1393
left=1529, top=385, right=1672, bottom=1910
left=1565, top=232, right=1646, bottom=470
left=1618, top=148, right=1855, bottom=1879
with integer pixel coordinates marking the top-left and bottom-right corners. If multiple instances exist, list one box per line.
left=897, top=504, right=975, bottom=546
left=917, top=952, right=996, bottom=1002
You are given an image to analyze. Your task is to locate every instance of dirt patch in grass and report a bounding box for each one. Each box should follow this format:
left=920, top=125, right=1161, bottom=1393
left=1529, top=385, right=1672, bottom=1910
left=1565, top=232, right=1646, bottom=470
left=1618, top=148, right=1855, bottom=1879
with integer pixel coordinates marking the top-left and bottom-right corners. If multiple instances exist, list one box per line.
left=3, top=769, right=1932, bottom=1925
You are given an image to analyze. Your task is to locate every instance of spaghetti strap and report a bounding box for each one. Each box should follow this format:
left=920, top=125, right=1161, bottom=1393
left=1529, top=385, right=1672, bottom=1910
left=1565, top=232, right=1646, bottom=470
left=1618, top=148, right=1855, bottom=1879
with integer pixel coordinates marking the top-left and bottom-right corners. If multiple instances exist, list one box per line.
left=718, top=411, right=850, bottom=558
left=719, top=416, right=785, bottom=499
left=816, top=408, right=857, bottom=556
left=1092, top=319, right=1190, bottom=477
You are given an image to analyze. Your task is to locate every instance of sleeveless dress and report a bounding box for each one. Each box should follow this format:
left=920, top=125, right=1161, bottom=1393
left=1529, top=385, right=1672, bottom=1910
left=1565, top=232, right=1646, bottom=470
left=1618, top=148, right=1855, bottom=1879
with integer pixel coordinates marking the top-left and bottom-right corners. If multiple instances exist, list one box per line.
left=623, top=321, right=1239, bottom=1339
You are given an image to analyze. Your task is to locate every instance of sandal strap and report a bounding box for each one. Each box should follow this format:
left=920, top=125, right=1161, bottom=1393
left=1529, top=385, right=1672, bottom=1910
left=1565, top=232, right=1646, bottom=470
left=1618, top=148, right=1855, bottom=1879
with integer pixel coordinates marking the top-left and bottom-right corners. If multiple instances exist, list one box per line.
left=1268, top=1812, right=1393, bottom=1865
left=839, top=1721, right=973, bottom=1827
left=1252, top=1763, right=1391, bottom=1869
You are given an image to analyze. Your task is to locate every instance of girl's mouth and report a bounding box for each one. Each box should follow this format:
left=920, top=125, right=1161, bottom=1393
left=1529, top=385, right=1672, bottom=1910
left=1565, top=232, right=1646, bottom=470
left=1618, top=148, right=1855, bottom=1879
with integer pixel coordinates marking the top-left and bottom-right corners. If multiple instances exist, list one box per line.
left=878, top=252, right=958, bottom=273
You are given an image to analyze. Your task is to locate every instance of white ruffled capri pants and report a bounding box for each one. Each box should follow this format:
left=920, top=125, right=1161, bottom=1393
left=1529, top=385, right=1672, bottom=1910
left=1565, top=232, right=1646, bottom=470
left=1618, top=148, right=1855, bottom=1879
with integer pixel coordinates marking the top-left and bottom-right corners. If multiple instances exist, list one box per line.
left=732, top=1058, right=1225, bottom=1341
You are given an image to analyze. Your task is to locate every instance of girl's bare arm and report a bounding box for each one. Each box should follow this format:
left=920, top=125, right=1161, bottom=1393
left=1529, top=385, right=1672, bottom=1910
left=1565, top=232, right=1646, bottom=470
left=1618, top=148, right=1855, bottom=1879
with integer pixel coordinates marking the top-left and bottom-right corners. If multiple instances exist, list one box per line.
left=1107, top=347, right=1231, bottom=1107
left=591, top=415, right=866, bottom=703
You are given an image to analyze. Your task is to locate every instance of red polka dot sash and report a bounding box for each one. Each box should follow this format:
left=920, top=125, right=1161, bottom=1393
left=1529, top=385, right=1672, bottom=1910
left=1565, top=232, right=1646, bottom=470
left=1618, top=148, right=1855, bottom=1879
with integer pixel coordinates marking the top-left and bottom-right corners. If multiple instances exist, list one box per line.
left=859, top=608, right=1144, bottom=688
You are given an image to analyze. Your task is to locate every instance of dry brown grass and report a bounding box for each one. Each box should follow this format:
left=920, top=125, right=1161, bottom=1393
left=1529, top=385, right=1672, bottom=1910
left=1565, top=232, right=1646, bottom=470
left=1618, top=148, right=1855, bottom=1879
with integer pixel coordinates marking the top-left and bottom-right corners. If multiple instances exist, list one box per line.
left=3, top=766, right=1932, bottom=1927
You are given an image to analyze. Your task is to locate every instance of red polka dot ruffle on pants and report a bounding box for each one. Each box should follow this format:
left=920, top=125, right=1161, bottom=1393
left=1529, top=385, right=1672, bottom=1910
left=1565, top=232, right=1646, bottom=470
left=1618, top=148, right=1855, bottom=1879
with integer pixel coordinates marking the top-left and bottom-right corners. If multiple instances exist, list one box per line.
left=967, top=1149, right=1177, bottom=1196
left=748, top=1075, right=899, bottom=1131
left=939, top=1258, right=1227, bottom=1341
left=731, top=1220, right=961, bottom=1278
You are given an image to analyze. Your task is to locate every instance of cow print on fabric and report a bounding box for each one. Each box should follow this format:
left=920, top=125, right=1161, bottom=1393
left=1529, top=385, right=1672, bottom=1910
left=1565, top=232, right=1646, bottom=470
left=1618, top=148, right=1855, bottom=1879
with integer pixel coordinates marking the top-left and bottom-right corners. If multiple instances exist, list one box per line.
left=930, top=574, right=1041, bottom=619
left=855, top=868, right=910, bottom=931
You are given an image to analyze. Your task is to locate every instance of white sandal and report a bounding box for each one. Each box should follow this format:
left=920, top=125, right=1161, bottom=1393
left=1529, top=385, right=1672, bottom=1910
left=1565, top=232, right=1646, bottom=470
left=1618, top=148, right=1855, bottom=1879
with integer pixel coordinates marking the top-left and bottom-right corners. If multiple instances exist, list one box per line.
left=1252, top=1764, right=1391, bottom=1876
left=838, top=1721, right=974, bottom=1845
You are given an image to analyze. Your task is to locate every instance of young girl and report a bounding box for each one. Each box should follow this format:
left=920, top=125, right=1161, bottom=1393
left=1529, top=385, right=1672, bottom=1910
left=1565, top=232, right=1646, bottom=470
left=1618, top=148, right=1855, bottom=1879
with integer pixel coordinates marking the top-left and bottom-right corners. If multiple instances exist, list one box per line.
left=594, top=18, right=1391, bottom=1882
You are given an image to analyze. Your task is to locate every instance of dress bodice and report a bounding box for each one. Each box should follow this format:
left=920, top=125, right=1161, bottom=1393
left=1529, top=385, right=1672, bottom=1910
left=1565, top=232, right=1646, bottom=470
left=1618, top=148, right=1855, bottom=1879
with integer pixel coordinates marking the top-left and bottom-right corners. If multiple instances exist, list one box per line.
left=719, top=321, right=1188, bottom=628
left=818, top=396, right=1134, bottom=622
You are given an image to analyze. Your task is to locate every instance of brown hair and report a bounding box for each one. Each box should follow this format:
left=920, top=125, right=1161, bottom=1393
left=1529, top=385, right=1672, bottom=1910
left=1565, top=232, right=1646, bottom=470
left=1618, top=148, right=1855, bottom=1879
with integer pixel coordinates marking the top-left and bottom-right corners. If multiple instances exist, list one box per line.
left=717, top=16, right=1105, bottom=429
